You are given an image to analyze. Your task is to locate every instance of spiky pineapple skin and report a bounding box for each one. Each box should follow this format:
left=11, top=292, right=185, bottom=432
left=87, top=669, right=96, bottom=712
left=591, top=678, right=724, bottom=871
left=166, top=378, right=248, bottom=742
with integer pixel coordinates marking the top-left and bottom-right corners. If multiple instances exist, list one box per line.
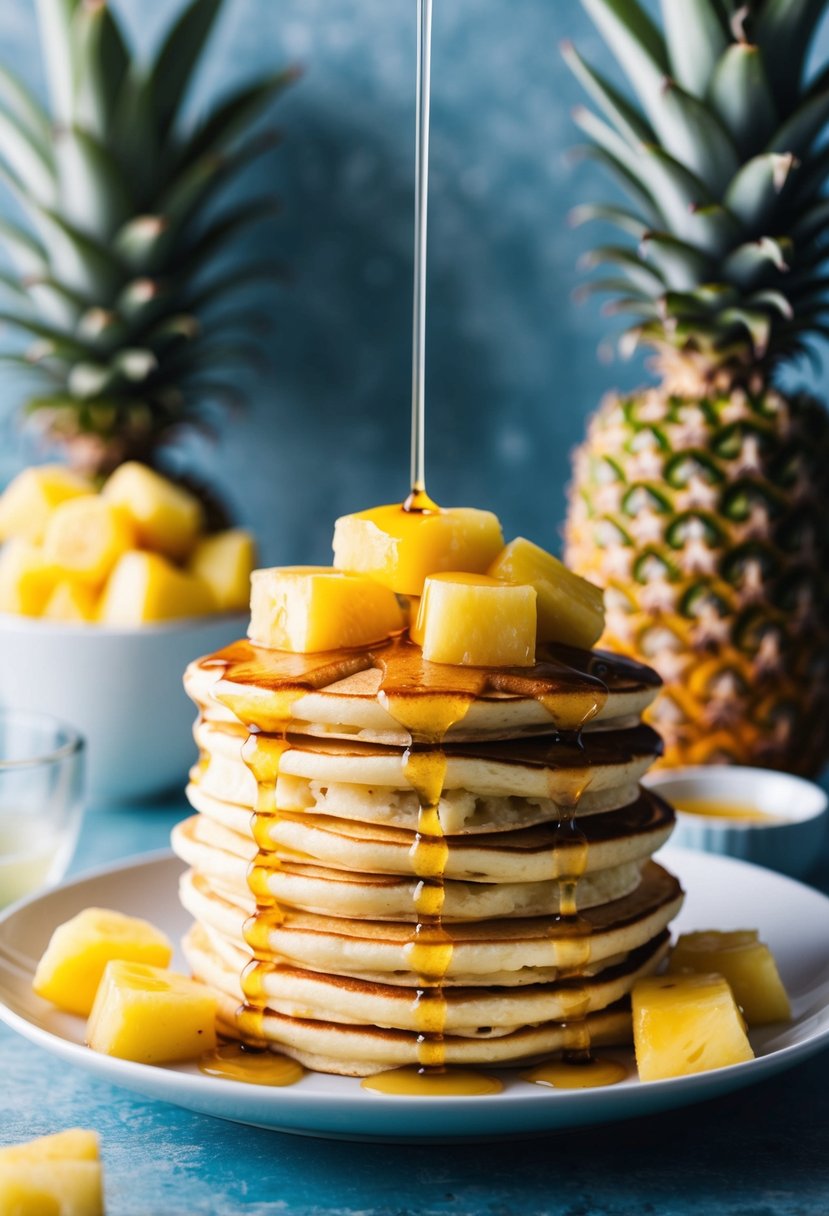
left=565, top=385, right=829, bottom=776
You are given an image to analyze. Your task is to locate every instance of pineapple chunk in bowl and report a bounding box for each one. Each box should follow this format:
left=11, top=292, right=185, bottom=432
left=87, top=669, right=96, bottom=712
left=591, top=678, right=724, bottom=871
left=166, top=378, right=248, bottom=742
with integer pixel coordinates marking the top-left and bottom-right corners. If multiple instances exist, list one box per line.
left=0, top=464, right=253, bottom=804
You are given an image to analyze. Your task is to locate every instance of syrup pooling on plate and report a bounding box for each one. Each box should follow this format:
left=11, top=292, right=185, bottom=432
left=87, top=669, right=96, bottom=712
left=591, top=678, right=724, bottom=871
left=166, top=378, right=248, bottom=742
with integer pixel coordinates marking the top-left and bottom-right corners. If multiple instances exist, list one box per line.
left=523, top=1056, right=628, bottom=1089
left=199, top=1042, right=304, bottom=1087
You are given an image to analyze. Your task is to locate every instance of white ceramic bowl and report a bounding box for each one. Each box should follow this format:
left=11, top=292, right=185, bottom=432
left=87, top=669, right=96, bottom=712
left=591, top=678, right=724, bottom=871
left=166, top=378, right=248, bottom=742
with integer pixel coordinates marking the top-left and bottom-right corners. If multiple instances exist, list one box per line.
left=0, top=613, right=245, bottom=805
left=645, top=765, right=828, bottom=879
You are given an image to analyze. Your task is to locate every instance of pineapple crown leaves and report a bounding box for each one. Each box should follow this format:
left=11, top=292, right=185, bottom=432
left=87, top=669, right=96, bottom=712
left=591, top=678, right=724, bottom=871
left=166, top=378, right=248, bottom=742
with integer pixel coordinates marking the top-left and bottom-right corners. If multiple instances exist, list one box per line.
left=566, top=0, right=829, bottom=381
left=0, top=0, right=299, bottom=471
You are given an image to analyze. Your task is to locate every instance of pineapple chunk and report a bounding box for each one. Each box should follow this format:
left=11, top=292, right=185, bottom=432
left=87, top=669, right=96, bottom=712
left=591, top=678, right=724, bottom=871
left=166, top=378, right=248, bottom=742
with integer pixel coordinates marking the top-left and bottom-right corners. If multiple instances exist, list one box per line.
left=188, top=528, right=256, bottom=612
left=0, top=540, right=56, bottom=616
left=42, top=497, right=134, bottom=587
left=42, top=581, right=99, bottom=623
left=0, top=1130, right=103, bottom=1215
left=86, top=960, right=217, bottom=1063
left=0, top=1131, right=99, bottom=1166
left=102, top=462, right=204, bottom=560
left=0, top=1162, right=103, bottom=1216
left=249, top=565, right=404, bottom=652
left=632, top=973, right=755, bottom=1082
left=98, top=551, right=215, bottom=625
left=488, top=537, right=605, bottom=650
left=333, top=502, right=504, bottom=596
left=412, top=572, right=537, bottom=666
left=33, top=906, right=173, bottom=1017
left=0, top=465, right=92, bottom=545
left=668, top=930, right=790, bottom=1025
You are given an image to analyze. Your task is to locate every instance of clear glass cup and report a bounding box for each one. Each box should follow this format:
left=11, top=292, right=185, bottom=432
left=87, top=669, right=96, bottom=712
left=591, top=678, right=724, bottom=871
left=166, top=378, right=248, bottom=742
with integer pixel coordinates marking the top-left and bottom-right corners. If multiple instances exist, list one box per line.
left=0, top=709, right=85, bottom=908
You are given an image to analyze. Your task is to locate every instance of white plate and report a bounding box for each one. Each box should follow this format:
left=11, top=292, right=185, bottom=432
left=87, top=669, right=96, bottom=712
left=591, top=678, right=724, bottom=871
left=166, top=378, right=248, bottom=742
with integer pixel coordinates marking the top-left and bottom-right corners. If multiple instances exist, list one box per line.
left=1, top=847, right=828, bottom=1141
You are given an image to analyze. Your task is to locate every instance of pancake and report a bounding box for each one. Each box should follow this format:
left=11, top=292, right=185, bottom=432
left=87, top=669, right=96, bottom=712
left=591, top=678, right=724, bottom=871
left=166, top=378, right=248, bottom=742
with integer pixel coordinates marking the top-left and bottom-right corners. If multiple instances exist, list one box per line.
left=183, top=920, right=668, bottom=1037
left=185, top=637, right=661, bottom=741
left=190, top=717, right=659, bottom=821
left=178, top=860, right=682, bottom=983
left=212, top=987, right=637, bottom=1075
left=177, top=788, right=674, bottom=882
left=171, top=817, right=645, bottom=919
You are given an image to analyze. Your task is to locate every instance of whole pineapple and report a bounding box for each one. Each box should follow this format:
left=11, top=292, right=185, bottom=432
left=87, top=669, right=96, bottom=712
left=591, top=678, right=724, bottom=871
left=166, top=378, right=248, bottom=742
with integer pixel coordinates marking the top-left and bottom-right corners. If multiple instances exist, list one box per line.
left=0, top=0, right=295, bottom=480
left=563, top=0, right=829, bottom=776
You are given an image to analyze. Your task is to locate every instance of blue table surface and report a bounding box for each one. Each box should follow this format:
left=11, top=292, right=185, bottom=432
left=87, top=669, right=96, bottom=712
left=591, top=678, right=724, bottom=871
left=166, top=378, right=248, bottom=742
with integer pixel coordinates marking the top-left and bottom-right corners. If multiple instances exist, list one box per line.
left=3, top=797, right=829, bottom=1216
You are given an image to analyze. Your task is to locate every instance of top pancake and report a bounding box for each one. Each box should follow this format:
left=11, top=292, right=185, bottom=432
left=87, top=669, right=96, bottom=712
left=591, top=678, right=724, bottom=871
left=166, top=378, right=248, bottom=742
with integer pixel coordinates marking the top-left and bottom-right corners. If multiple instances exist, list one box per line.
left=186, top=636, right=661, bottom=743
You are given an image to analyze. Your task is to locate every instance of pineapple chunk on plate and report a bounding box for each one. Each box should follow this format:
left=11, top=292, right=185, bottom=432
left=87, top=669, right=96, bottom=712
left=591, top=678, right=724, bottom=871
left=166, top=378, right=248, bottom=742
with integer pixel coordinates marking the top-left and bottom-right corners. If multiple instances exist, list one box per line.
left=632, top=972, right=755, bottom=1082
left=0, top=465, right=92, bottom=545
left=188, top=528, right=256, bottom=612
left=488, top=537, right=604, bottom=651
left=43, top=497, right=134, bottom=588
left=87, top=960, right=218, bottom=1064
left=249, top=565, right=404, bottom=652
left=102, top=462, right=203, bottom=561
left=333, top=502, right=504, bottom=596
left=33, top=907, right=173, bottom=1017
left=668, top=930, right=790, bottom=1026
left=412, top=573, right=537, bottom=666
left=98, top=551, right=215, bottom=625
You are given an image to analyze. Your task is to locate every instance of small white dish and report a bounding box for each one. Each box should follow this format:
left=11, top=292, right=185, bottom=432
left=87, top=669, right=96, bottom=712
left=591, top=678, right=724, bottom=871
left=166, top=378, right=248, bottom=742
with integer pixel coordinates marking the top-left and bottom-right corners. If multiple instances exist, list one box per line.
left=0, top=847, right=828, bottom=1141
left=645, top=766, right=828, bottom=878
left=0, top=613, right=245, bottom=805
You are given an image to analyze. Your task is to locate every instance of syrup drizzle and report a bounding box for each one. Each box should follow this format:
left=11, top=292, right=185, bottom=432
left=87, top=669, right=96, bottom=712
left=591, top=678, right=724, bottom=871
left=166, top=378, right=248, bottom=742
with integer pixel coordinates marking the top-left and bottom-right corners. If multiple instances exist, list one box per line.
left=408, top=0, right=432, bottom=508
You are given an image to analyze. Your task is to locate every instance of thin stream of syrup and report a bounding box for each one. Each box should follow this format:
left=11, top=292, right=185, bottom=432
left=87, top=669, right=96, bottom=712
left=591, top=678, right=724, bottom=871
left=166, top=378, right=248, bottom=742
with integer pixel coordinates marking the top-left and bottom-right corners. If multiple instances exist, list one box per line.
left=409, top=0, right=432, bottom=505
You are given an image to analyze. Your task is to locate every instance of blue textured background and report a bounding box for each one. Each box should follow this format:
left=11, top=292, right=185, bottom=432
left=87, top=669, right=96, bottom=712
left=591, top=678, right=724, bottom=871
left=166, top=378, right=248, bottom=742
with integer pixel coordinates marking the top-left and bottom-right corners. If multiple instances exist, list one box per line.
left=0, top=0, right=827, bottom=564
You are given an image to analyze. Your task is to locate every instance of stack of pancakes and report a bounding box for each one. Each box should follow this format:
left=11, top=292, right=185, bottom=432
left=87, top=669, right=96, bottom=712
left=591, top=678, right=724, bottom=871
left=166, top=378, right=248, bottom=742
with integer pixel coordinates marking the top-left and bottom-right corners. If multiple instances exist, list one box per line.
left=173, top=637, right=682, bottom=1076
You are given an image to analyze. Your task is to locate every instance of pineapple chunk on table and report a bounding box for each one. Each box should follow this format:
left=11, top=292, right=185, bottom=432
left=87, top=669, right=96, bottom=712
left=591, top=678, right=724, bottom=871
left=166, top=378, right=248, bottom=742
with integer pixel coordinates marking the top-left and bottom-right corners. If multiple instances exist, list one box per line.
left=0, top=1163, right=104, bottom=1216
left=0, top=1131, right=99, bottom=1165
left=87, top=960, right=217, bottom=1063
left=249, top=565, right=405, bottom=652
left=98, top=551, right=215, bottom=625
left=487, top=537, right=605, bottom=650
left=102, top=462, right=203, bottom=560
left=412, top=573, right=537, bottom=666
left=333, top=502, right=504, bottom=596
left=43, top=497, right=134, bottom=588
left=668, top=930, right=790, bottom=1025
left=0, top=465, right=92, bottom=545
left=0, top=1130, right=103, bottom=1216
left=632, top=973, right=755, bottom=1082
left=42, top=580, right=99, bottom=623
left=0, top=539, right=56, bottom=616
left=188, top=528, right=256, bottom=612
left=33, top=907, right=173, bottom=1017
